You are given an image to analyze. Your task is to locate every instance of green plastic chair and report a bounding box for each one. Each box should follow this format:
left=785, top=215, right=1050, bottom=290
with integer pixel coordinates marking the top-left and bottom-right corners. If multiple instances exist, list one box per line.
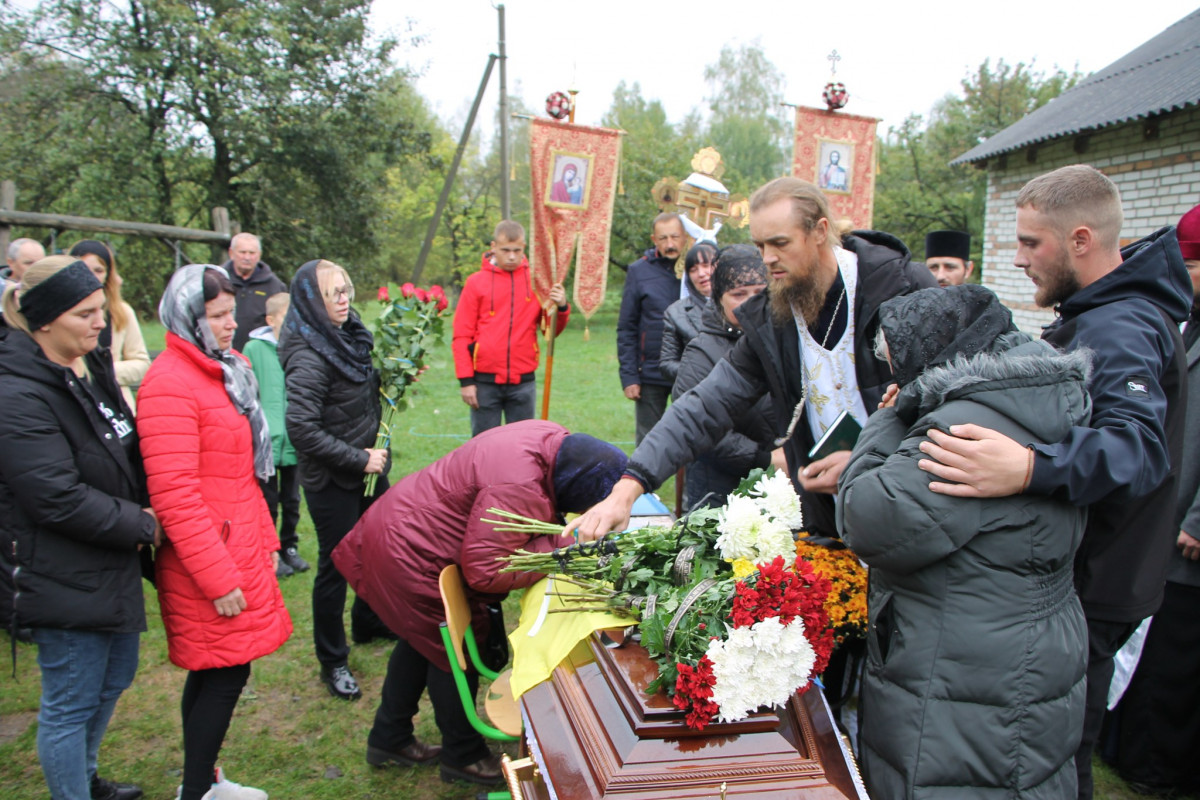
left=438, top=564, right=522, bottom=742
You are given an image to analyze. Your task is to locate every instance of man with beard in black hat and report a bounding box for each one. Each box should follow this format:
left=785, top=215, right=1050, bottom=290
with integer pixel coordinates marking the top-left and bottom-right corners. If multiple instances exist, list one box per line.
left=925, top=229, right=975, bottom=287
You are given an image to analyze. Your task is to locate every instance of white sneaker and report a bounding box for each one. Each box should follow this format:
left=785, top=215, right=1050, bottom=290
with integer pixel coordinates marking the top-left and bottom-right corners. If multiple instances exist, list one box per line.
left=200, top=767, right=268, bottom=800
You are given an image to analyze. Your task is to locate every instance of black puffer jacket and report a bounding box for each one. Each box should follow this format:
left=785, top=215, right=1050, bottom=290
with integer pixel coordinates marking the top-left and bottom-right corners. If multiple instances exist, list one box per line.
left=838, top=333, right=1091, bottom=799
left=0, top=326, right=156, bottom=634
left=279, top=315, right=390, bottom=492
left=625, top=232, right=936, bottom=536
left=674, top=302, right=776, bottom=508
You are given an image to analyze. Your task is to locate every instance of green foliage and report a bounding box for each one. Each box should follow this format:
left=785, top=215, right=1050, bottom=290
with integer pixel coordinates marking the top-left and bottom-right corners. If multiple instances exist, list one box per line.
left=0, top=0, right=438, bottom=311
left=874, top=59, right=1081, bottom=271
left=601, top=81, right=696, bottom=269
left=702, top=42, right=790, bottom=192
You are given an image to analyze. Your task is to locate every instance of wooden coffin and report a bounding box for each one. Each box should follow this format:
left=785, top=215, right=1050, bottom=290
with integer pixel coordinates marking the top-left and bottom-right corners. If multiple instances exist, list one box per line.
left=510, top=632, right=868, bottom=799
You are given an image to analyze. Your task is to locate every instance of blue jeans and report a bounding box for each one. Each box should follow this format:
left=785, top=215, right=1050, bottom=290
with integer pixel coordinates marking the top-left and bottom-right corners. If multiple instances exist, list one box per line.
left=32, top=629, right=140, bottom=800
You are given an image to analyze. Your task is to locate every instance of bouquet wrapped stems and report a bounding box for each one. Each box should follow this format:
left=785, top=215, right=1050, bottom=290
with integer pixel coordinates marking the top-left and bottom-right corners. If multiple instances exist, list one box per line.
left=364, top=398, right=396, bottom=498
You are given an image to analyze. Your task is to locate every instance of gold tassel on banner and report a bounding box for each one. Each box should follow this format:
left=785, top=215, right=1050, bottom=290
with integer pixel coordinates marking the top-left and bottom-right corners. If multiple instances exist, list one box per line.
left=584, top=323, right=590, bottom=341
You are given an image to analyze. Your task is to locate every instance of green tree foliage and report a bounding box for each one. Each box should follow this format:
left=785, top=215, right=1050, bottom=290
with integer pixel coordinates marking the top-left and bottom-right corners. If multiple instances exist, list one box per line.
left=702, top=42, right=790, bottom=193
left=601, top=81, right=696, bottom=269
left=874, top=59, right=1080, bottom=272
left=1, top=0, right=437, bottom=308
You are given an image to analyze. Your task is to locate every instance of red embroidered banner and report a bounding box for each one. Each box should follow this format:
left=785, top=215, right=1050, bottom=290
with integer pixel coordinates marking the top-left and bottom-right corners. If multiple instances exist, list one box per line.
left=529, top=118, right=622, bottom=323
left=791, top=107, right=879, bottom=230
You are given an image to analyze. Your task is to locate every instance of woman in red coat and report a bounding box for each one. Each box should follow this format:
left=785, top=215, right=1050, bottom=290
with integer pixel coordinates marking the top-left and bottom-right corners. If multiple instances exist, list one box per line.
left=333, top=420, right=627, bottom=786
left=138, top=264, right=292, bottom=800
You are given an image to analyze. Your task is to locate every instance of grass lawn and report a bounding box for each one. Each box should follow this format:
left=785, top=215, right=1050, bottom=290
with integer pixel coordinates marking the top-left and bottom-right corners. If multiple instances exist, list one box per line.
left=0, top=288, right=1172, bottom=799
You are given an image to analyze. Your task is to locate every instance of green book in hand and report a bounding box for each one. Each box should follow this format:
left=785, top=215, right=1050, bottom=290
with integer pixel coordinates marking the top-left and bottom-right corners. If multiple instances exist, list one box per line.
left=807, top=410, right=862, bottom=461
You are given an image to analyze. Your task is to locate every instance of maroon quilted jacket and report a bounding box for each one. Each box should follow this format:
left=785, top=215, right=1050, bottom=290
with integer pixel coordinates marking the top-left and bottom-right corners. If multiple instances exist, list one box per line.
left=333, top=420, right=574, bottom=671
left=138, top=333, right=292, bottom=670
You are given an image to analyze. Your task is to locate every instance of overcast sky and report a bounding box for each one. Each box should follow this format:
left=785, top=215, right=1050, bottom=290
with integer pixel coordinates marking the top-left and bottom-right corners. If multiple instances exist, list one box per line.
left=377, top=0, right=1198, bottom=140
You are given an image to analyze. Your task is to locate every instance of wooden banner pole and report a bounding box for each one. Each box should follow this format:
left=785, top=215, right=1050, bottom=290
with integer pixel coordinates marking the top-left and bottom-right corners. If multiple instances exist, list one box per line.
left=539, top=304, right=558, bottom=420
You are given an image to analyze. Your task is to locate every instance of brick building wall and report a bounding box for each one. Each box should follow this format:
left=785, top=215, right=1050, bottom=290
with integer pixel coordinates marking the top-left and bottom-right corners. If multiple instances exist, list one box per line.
left=978, top=105, right=1200, bottom=332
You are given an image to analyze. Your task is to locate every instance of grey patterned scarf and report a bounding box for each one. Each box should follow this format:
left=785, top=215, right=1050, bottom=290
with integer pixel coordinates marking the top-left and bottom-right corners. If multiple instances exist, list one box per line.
left=159, top=264, right=275, bottom=480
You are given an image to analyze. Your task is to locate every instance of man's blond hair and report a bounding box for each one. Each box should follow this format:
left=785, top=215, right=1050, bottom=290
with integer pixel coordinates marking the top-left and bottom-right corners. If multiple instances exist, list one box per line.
left=265, top=292, right=290, bottom=318
left=1016, top=165, right=1124, bottom=251
left=750, top=177, right=835, bottom=234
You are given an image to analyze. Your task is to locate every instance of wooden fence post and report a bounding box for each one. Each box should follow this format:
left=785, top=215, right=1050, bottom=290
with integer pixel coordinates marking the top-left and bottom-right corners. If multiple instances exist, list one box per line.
left=211, top=206, right=231, bottom=264
left=0, top=180, right=15, bottom=262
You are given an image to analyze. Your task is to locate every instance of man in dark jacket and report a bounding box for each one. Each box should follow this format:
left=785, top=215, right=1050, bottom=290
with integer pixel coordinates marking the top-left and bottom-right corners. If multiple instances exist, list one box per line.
left=570, top=177, right=936, bottom=540
left=223, top=232, right=287, bottom=352
left=915, top=165, right=1190, bottom=800
left=1107, top=202, right=1200, bottom=797
left=618, top=213, right=684, bottom=443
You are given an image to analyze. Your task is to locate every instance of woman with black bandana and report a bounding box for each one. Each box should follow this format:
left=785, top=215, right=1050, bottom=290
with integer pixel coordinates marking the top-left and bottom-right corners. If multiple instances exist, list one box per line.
left=278, top=259, right=392, bottom=702
left=837, top=285, right=1091, bottom=799
left=673, top=244, right=783, bottom=509
left=138, top=264, right=292, bottom=800
left=0, top=256, right=161, bottom=800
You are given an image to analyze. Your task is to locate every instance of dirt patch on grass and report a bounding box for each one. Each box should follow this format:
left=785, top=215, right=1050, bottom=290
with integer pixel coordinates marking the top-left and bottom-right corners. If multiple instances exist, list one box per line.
left=0, top=711, right=36, bottom=747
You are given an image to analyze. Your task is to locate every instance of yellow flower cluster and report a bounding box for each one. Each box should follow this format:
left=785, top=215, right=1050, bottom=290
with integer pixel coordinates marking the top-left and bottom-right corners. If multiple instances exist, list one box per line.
left=796, top=541, right=868, bottom=641
left=730, top=558, right=758, bottom=579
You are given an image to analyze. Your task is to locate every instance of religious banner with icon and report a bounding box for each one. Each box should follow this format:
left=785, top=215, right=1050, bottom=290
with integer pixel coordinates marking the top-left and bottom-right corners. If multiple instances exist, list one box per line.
left=792, top=107, right=878, bottom=230
left=529, top=117, right=622, bottom=324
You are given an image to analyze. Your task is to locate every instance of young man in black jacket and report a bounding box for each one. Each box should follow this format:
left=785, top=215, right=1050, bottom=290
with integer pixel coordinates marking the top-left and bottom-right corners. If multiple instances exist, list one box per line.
left=571, top=177, right=935, bottom=540
left=914, top=165, right=1190, bottom=800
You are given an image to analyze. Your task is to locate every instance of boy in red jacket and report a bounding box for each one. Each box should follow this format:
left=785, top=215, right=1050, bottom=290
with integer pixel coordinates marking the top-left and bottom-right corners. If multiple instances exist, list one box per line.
left=452, top=220, right=569, bottom=436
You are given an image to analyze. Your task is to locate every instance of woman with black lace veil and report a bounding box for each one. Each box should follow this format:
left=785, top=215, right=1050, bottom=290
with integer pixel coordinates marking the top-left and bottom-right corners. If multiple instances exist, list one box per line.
left=673, top=244, right=783, bottom=509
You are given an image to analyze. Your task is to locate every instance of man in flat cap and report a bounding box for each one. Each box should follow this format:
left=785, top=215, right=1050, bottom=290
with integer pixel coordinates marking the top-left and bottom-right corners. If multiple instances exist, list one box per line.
left=925, top=230, right=974, bottom=287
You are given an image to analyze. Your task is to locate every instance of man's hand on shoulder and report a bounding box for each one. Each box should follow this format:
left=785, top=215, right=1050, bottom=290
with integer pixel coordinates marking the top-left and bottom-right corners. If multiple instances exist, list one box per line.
left=918, top=424, right=1030, bottom=498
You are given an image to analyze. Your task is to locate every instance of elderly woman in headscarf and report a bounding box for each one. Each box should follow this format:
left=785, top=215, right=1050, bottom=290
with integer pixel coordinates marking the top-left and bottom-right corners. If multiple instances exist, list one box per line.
left=1, top=256, right=159, bottom=800
left=333, top=419, right=628, bottom=787
left=659, top=241, right=717, bottom=388
left=137, top=264, right=292, bottom=800
left=673, top=244, right=782, bottom=509
left=836, top=285, right=1091, bottom=799
left=278, top=259, right=391, bottom=702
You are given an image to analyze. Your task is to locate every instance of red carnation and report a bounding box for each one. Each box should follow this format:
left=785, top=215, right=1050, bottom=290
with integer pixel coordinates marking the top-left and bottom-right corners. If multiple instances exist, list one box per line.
left=401, top=282, right=416, bottom=299
left=415, top=287, right=429, bottom=303
left=377, top=286, right=390, bottom=302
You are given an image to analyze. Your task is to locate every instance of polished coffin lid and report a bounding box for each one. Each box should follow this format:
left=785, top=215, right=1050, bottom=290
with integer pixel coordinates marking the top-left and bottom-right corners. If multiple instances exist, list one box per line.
left=514, top=632, right=868, bottom=799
